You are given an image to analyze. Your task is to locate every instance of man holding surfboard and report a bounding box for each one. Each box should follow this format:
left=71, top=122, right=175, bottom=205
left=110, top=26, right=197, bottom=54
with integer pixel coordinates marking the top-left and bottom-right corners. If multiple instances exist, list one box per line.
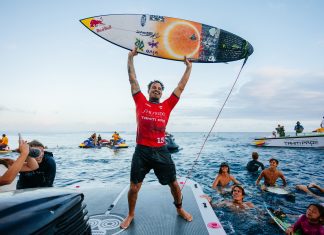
left=120, top=48, right=193, bottom=229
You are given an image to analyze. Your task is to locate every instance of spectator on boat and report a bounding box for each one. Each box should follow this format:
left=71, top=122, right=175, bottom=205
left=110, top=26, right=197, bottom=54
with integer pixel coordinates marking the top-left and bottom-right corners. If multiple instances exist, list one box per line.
left=275, top=124, right=285, bottom=137
left=0, top=139, right=38, bottom=191
left=296, top=183, right=324, bottom=200
left=112, top=131, right=120, bottom=145
left=212, top=185, right=254, bottom=210
left=285, top=203, right=324, bottom=235
left=97, top=134, right=102, bottom=145
left=90, top=133, right=97, bottom=146
left=0, top=134, right=9, bottom=150
left=120, top=48, right=193, bottom=229
left=272, top=131, right=277, bottom=138
left=321, top=116, right=324, bottom=128
left=246, top=152, right=265, bottom=172
left=212, top=162, right=240, bottom=189
left=16, top=140, right=56, bottom=189
left=294, top=121, right=304, bottom=136
left=255, top=158, right=287, bottom=189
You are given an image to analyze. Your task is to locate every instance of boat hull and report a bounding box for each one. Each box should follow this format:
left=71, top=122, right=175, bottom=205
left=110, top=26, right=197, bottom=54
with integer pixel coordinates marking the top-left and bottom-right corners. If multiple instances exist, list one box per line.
left=253, top=134, right=324, bottom=148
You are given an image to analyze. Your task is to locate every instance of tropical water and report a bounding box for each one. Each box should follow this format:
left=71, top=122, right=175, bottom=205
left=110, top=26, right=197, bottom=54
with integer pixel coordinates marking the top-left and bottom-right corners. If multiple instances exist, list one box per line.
left=2, top=132, right=323, bottom=234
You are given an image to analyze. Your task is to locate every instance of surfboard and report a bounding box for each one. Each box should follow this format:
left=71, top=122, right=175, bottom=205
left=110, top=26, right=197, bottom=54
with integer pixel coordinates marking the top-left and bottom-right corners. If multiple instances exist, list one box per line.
left=265, top=186, right=290, bottom=195
left=80, top=14, right=253, bottom=63
left=264, top=203, right=290, bottom=232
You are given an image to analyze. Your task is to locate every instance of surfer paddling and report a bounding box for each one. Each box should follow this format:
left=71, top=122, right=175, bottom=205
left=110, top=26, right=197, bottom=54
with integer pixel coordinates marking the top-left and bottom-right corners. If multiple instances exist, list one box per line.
left=255, top=158, right=287, bottom=190
left=120, top=48, right=193, bottom=229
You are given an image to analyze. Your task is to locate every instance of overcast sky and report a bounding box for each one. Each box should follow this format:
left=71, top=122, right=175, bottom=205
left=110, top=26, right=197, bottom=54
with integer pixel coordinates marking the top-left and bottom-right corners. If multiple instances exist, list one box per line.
left=1, top=0, right=323, bottom=133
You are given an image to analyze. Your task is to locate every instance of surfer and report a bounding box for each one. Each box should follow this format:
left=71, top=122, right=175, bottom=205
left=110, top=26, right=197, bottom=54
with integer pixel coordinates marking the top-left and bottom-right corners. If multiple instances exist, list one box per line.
left=246, top=152, right=265, bottom=172
left=285, top=203, right=324, bottom=235
left=213, top=185, right=254, bottom=210
left=120, top=48, right=193, bottom=229
left=255, top=158, right=287, bottom=189
left=212, top=162, right=240, bottom=192
left=296, top=183, right=324, bottom=200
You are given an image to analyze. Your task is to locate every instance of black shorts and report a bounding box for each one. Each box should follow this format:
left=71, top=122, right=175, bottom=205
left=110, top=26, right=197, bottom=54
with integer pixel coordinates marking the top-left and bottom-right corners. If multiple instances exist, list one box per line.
left=130, top=144, right=176, bottom=185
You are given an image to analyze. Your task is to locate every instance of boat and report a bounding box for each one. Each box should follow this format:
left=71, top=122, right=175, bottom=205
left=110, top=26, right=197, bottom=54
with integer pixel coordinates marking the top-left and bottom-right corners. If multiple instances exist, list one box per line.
left=166, top=133, right=180, bottom=153
left=0, top=178, right=226, bottom=235
left=79, top=138, right=96, bottom=148
left=252, top=132, right=324, bottom=148
left=0, top=146, right=11, bottom=154
left=107, top=138, right=128, bottom=149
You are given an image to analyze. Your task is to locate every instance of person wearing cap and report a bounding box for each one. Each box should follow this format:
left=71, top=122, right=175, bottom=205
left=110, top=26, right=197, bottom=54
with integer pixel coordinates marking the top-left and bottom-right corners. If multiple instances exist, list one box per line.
left=255, top=158, right=287, bottom=189
left=212, top=162, right=240, bottom=190
left=246, top=152, right=265, bottom=172
left=0, top=134, right=9, bottom=150
left=120, top=48, right=193, bottom=229
left=0, top=138, right=38, bottom=191
left=213, top=185, right=254, bottom=210
left=16, top=140, right=56, bottom=189
left=294, top=121, right=304, bottom=136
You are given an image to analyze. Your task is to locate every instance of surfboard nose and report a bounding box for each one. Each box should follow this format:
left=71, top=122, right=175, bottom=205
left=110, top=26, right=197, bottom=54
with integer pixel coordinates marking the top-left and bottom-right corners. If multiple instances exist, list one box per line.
left=246, top=42, right=254, bottom=57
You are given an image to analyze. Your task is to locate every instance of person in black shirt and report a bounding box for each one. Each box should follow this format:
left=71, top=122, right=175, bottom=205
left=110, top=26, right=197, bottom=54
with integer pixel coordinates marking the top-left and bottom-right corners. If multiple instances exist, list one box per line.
left=16, top=140, right=56, bottom=189
left=246, top=152, right=265, bottom=172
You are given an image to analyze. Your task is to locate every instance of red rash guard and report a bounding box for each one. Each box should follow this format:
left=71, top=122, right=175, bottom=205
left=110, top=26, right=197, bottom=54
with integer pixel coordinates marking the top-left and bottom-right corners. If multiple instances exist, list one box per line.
left=133, top=91, right=179, bottom=147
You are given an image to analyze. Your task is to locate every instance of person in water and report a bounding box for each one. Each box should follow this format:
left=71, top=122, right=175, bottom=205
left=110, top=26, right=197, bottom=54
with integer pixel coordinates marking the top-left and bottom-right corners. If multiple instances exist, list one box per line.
left=296, top=183, right=324, bottom=200
left=255, top=158, right=287, bottom=189
left=285, top=203, right=324, bottom=235
left=120, top=48, right=193, bottom=229
left=212, top=162, right=240, bottom=189
left=16, top=140, right=56, bottom=189
left=0, top=134, right=9, bottom=150
left=213, top=185, right=254, bottom=210
left=0, top=138, right=38, bottom=191
left=294, top=121, right=304, bottom=135
left=246, top=152, right=265, bottom=172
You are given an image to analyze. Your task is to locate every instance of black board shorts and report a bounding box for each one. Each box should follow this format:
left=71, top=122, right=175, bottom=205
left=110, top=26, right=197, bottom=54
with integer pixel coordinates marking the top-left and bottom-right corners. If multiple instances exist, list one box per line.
left=130, top=144, right=176, bottom=185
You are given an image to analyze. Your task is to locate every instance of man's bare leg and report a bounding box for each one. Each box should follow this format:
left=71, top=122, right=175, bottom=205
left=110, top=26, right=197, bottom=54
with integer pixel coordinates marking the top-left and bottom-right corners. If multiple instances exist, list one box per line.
left=169, top=180, right=193, bottom=221
left=120, top=182, right=142, bottom=229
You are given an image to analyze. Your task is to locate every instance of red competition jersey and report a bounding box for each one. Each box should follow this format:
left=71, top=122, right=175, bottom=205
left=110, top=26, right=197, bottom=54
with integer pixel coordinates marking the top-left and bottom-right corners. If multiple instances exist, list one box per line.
left=133, top=91, right=179, bottom=147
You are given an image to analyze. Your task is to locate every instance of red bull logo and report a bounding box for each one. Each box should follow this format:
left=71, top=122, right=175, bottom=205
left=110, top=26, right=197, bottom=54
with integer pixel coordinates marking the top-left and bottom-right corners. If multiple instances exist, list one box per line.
left=90, top=18, right=104, bottom=28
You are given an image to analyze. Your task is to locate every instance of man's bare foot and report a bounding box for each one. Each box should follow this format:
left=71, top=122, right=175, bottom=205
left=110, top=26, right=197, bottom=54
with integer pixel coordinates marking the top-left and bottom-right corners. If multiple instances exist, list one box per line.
left=177, top=208, right=193, bottom=222
left=120, top=215, right=134, bottom=229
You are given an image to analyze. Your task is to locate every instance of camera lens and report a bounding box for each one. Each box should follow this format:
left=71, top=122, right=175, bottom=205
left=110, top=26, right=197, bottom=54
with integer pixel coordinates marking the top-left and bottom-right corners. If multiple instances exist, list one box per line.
left=28, top=148, right=41, bottom=158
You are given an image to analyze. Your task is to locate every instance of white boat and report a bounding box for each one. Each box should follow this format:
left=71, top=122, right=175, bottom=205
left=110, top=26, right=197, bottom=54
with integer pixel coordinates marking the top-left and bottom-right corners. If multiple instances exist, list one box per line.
left=0, top=177, right=226, bottom=235
left=252, top=133, right=324, bottom=148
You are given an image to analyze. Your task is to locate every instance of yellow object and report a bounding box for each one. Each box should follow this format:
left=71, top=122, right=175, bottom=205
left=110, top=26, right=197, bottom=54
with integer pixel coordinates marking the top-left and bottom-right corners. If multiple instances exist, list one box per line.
left=314, top=128, right=324, bottom=133
left=0, top=136, right=8, bottom=145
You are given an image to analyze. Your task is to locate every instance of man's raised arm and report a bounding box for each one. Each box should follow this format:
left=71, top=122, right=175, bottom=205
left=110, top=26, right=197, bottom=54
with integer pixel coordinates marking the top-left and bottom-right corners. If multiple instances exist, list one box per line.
left=128, top=48, right=140, bottom=95
left=173, top=57, right=192, bottom=98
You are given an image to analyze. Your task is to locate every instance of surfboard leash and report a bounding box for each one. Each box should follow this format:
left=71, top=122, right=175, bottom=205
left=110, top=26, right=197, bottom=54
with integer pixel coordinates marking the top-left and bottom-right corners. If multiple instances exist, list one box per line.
left=180, top=56, right=249, bottom=191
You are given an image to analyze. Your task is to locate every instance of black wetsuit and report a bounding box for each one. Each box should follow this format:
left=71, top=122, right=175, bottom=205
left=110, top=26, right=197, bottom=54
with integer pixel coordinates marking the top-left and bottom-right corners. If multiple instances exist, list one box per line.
left=246, top=160, right=265, bottom=172
left=16, top=151, right=56, bottom=189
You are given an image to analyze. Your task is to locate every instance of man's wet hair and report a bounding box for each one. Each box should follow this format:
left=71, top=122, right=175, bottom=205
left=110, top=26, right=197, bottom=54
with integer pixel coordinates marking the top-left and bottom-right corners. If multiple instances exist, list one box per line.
left=252, top=152, right=259, bottom=160
left=269, top=158, right=279, bottom=164
left=147, top=80, right=164, bottom=92
left=28, top=140, right=45, bottom=148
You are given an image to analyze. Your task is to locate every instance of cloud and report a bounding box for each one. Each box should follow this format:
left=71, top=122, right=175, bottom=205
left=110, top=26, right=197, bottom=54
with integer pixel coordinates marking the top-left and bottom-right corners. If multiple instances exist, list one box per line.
left=172, top=66, right=324, bottom=122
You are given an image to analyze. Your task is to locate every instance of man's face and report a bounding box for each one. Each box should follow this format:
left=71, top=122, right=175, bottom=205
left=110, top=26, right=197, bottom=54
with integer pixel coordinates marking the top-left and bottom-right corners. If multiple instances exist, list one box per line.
left=269, top=160, right=278, bottom=168
left=148, top=82, right=163, bottom=101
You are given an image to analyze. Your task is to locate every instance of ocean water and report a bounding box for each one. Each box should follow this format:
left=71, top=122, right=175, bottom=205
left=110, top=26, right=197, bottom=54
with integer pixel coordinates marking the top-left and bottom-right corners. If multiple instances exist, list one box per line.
left=2, top=132, right=323, bottom=234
